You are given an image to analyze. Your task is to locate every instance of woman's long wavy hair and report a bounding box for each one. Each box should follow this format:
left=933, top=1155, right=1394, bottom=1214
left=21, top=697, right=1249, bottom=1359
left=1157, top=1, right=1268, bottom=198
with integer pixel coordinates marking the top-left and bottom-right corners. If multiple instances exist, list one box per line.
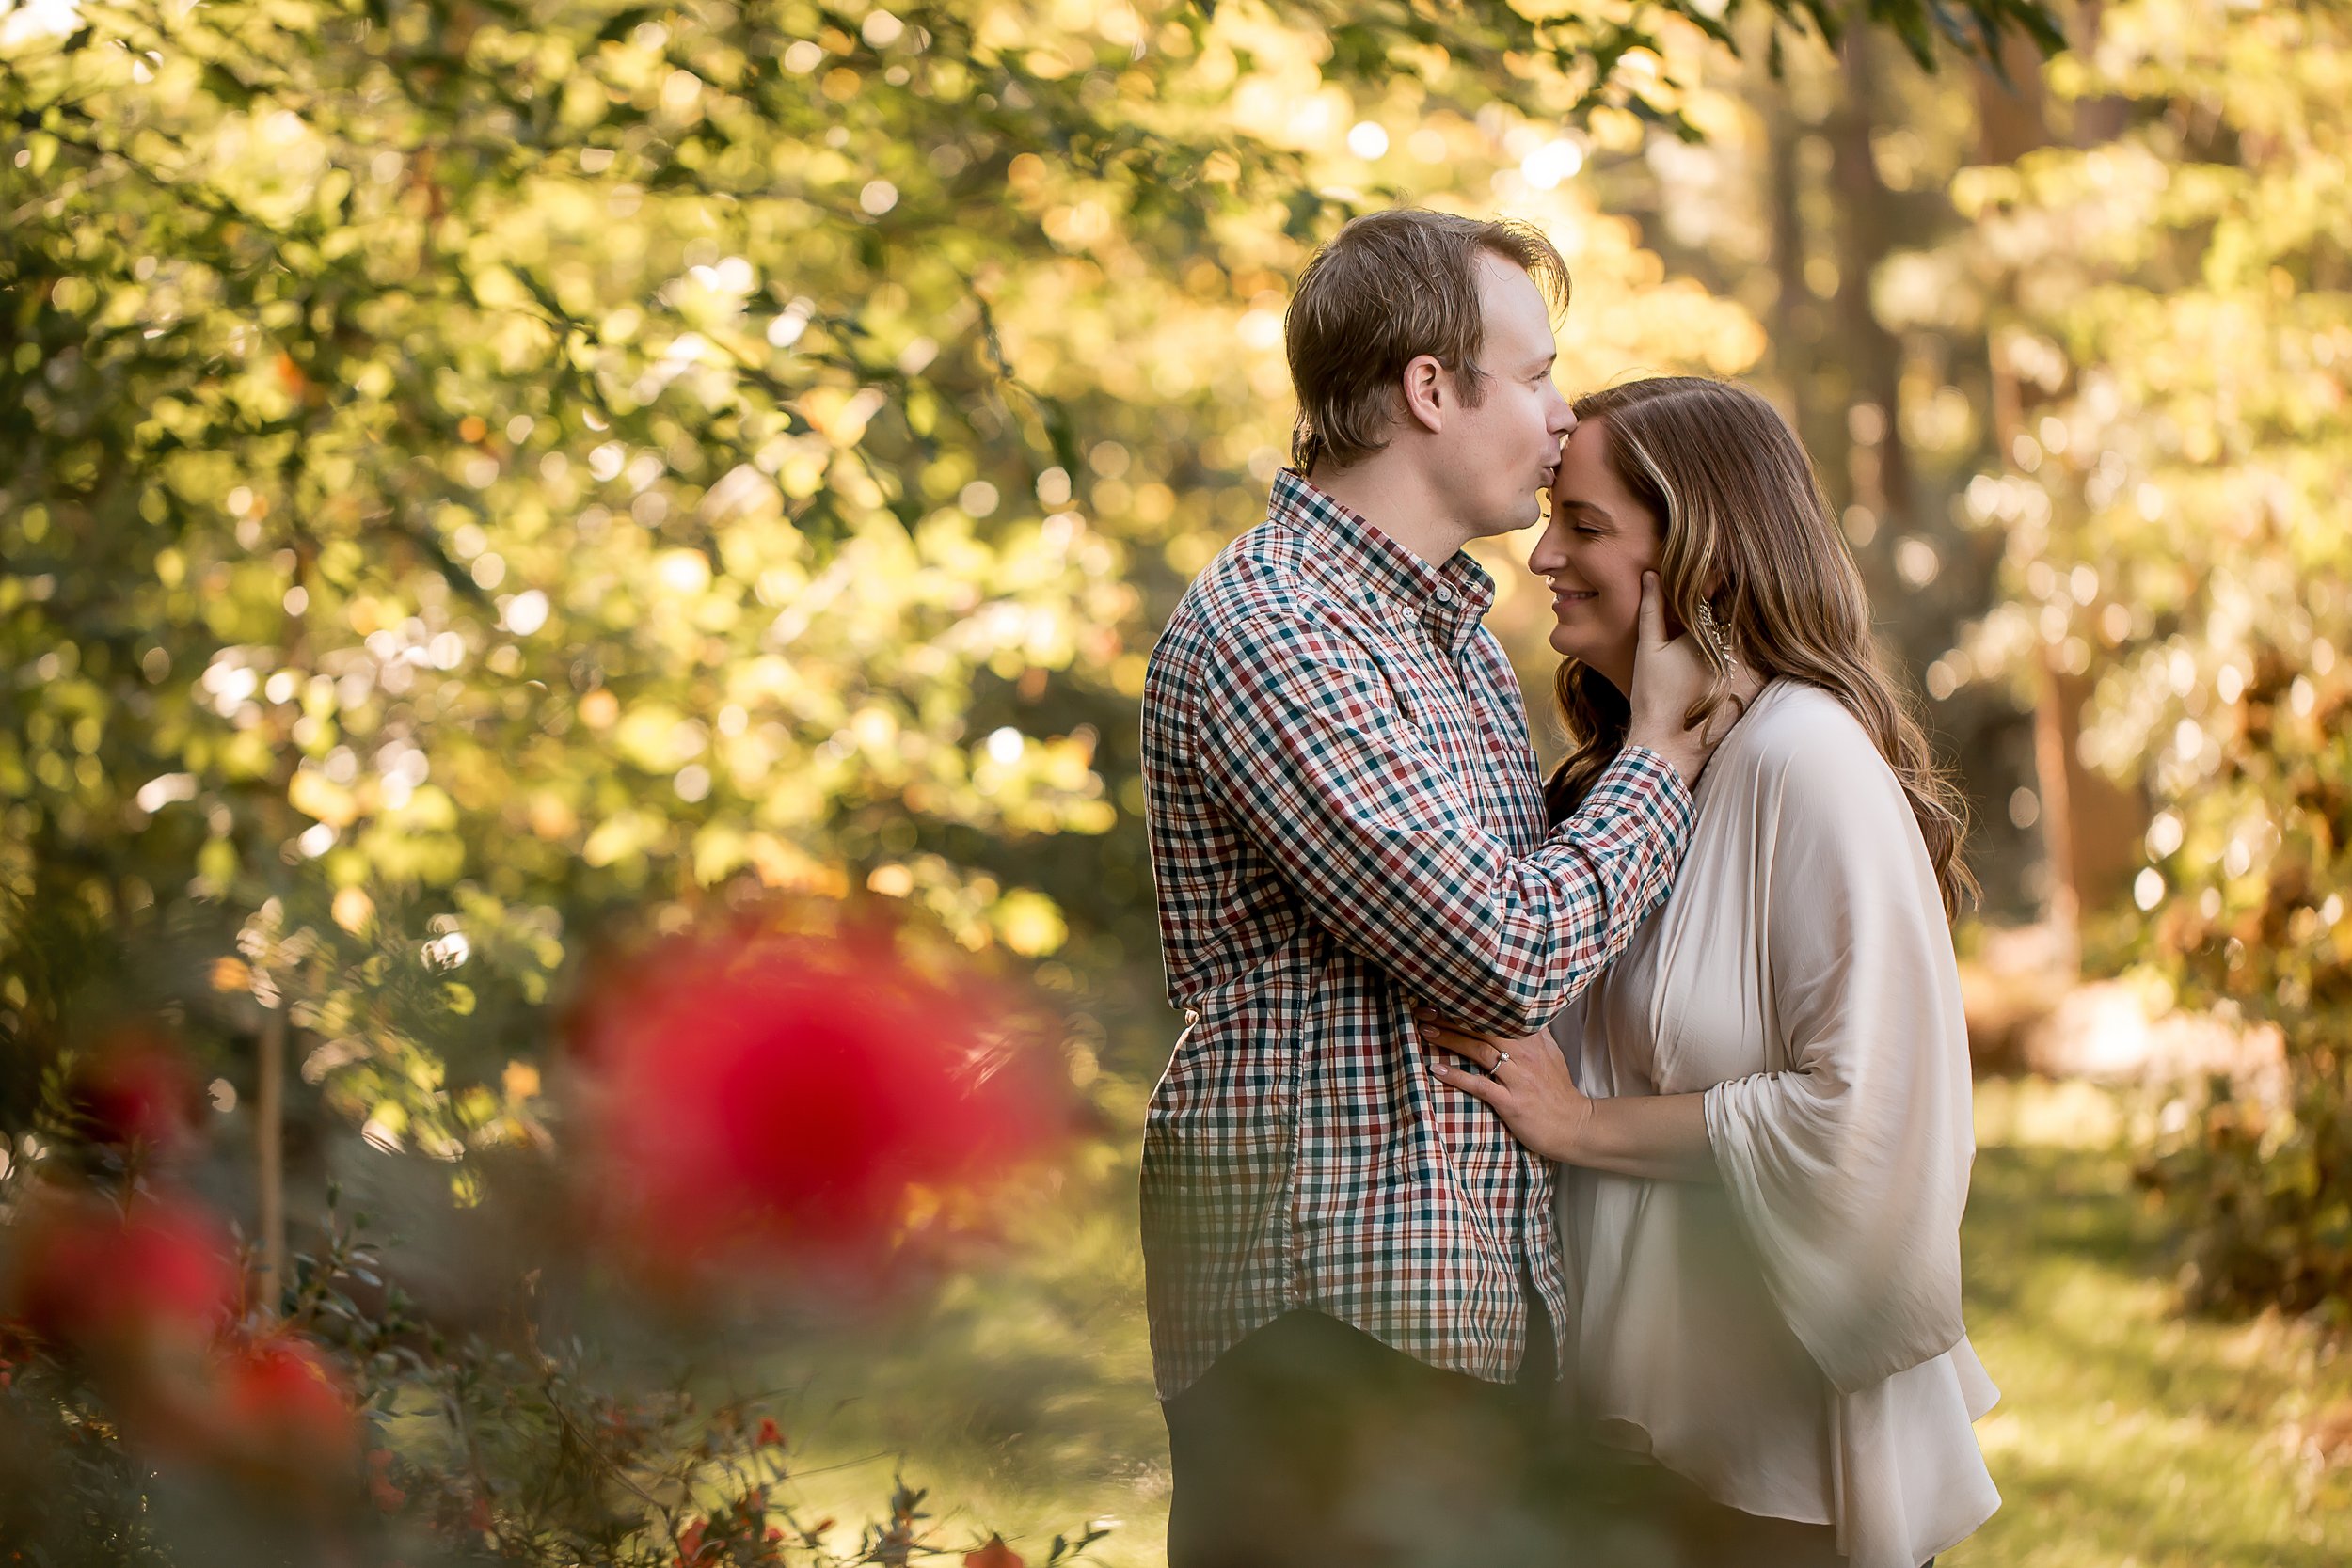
left=1542, top=376, right=1978, bottom=915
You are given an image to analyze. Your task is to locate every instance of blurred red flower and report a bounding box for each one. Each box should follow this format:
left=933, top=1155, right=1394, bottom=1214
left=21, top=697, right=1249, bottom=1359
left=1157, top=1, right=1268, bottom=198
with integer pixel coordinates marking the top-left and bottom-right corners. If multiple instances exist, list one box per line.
left=67, top=1026, right=203, bottom=1156
left=965, top=1536, right=1025, bottom=1568
left=8, top=1192, right=240, bottom=1356
left=567, top=923, right=1069, bottom=1290
left=214, top=1335, right=360, bottom=1474
left=367, top=1448, right=407, bottom=1512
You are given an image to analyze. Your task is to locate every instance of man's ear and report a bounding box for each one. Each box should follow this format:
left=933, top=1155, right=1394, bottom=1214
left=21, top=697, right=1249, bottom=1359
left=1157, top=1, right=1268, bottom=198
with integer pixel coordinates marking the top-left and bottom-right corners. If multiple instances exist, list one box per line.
left=1399, top=353, right=1448, bottom=436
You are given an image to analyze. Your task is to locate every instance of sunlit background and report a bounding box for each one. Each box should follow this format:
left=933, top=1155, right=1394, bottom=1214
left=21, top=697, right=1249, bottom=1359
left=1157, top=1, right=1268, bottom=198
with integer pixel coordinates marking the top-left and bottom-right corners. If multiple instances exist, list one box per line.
left=2, top=0, right=2346, bottom=1561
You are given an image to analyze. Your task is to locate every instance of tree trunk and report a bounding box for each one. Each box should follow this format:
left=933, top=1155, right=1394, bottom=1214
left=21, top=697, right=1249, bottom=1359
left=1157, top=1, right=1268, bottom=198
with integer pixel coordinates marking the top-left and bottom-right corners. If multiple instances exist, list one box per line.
left=1973, top=29, right=2051, bottom=166
left=257, top=1004, right=286, bottom=1310
left=2030, top=644, right=2083, bottom=966
left=1826, top=30, right=1916, bottom=542
left=2069, top=0, right=2132, bottom=146
left=1974, top=14, right=2146, bottom=960
left=1763, top=101, right=1843, bottom=488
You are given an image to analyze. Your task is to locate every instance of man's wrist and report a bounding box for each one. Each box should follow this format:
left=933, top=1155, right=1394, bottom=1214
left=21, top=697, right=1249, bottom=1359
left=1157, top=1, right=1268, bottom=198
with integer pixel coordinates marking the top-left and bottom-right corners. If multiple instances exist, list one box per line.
left=1625, top=730, right=1702, bottom=784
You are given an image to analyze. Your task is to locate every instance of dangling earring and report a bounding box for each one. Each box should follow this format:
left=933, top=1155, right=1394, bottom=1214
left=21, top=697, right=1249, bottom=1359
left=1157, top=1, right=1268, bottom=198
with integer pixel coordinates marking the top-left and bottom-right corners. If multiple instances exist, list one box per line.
left=1694, top=599, right=1738, bottom=672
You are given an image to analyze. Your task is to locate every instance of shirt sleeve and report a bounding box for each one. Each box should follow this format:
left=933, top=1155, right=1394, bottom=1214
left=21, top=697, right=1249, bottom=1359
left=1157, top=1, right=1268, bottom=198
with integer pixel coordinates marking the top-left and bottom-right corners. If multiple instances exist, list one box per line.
left=1702, top=710, right=1974, bottom=1394
left=1192, top=606, right=1694, bottom=1037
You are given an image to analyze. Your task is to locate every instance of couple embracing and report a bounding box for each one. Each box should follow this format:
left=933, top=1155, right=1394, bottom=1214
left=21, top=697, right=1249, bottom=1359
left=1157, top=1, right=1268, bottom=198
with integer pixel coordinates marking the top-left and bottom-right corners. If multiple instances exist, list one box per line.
left=1137, top=209, right=1997, bottom=1568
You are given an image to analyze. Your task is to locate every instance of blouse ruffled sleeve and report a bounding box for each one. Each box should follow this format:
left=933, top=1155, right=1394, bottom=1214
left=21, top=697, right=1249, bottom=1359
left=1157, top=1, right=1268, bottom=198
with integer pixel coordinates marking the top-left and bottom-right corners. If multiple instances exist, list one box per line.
left=1701, top=707, right=1975, bottom=1395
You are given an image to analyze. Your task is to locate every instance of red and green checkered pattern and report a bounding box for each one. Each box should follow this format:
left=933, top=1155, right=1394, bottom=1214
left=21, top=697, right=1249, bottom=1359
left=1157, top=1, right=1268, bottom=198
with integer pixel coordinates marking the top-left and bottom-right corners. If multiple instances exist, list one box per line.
left=1139, top=469, right=1694, bottom=1400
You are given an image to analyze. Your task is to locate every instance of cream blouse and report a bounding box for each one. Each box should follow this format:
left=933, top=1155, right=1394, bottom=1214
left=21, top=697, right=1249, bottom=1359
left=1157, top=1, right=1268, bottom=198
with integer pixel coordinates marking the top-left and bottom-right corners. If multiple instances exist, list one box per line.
left=1549, top=680, right=1999, bottom=1568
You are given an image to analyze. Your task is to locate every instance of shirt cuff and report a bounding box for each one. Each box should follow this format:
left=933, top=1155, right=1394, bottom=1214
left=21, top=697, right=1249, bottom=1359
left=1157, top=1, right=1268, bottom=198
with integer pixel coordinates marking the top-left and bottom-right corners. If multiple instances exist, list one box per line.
left=1591, top=744, right=1698, bottom=861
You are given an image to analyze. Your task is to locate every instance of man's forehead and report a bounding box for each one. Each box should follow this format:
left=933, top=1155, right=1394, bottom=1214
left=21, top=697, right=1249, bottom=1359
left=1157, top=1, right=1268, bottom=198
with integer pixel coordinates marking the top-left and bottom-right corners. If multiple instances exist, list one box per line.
left=1474, top=253, right=1558, bottom=353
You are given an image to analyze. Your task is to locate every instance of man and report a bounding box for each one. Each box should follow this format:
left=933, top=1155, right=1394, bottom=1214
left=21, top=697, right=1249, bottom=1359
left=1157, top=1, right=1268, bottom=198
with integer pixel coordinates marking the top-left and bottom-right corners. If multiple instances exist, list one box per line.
left=1139, top=209, right=1727, bottom=1566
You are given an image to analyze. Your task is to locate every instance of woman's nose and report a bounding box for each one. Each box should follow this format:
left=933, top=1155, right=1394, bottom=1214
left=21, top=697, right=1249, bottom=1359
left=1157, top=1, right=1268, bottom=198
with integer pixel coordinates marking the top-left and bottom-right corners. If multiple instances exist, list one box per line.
left=1528, top=526, right=1564, bottom=574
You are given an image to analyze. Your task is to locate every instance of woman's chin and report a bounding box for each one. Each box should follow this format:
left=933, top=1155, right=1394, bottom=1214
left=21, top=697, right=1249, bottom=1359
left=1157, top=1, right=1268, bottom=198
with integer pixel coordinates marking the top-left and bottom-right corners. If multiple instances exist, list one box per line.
left=1548, top=625, right=1603, bottom=661
left=1549, top=625, right=1632, bottom=674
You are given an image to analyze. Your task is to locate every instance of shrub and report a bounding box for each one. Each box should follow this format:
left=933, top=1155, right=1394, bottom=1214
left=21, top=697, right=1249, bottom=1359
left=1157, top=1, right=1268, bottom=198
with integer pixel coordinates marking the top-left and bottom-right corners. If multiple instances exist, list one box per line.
left=0, top=919, right=1099, bottom=1567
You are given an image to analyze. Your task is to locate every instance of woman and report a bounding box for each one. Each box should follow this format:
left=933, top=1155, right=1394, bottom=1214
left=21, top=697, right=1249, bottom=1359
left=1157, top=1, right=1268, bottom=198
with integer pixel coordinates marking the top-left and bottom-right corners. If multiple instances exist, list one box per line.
left=1418, top=376, right=1998, bottom=1568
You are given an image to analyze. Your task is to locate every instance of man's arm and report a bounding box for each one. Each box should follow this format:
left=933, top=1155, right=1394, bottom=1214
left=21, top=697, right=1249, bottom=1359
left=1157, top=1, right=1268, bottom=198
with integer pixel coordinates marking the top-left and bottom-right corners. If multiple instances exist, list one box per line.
left=1194, top=582, right=1710, bottom=1037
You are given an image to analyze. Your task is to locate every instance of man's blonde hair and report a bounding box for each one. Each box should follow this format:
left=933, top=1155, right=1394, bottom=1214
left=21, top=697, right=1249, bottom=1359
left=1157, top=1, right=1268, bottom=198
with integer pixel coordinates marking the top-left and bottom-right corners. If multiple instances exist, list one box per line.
left=1284, top=209, right=1570, bottom=475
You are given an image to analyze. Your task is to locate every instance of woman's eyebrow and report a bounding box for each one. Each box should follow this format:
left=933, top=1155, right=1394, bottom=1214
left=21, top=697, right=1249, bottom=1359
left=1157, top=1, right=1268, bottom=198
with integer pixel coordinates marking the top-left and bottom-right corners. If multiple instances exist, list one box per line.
left=1556, top=498, right=1614, bottom=526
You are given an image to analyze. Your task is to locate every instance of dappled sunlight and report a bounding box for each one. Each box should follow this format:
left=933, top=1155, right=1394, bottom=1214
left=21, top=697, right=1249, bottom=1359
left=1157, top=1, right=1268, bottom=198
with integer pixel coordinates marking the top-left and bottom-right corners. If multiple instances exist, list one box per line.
left=1957, top=1081, right=2352, bottom=1567
left=4, top=0, right=2346, bottom=1560
left=1973, top=1075, right=2125, bottom=1150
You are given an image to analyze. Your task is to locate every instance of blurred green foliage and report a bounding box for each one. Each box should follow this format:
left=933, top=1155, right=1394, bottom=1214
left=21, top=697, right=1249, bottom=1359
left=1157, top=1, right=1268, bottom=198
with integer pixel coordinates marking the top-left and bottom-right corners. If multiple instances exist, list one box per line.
left=0, top=0, right=1951, bottom=1148
left=0, top=3, right=2065, bottom=1559
left=1948, top=0, right=2352, bottom=1317
left=56, top=0, right=2352, bottom=1560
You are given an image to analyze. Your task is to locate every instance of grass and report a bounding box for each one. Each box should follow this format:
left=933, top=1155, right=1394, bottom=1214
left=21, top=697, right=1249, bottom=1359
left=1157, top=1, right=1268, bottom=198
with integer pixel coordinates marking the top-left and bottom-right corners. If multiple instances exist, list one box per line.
left=775, top=1078, right=2352, bottom=1567
left=1948, top=1079, right=2352, bottom=1567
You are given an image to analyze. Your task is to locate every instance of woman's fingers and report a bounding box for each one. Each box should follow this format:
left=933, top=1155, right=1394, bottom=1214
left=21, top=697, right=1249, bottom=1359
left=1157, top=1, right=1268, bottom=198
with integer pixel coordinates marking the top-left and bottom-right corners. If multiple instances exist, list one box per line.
left=1414, top=1016, right=1500, bottom=1069
left=1429, top=1057, right=1506, bottom=1107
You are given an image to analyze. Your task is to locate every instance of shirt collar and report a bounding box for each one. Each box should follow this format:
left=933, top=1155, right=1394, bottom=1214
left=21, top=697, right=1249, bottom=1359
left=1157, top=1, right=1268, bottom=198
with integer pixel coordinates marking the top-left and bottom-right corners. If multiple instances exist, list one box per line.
left=1269, top=469, right=1496, bottom=638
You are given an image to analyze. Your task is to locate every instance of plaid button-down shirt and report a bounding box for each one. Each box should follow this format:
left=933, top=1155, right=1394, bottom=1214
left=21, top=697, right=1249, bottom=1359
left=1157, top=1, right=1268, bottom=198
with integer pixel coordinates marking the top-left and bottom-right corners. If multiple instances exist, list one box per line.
left=1139, top=470, right=1696, bottom=1399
